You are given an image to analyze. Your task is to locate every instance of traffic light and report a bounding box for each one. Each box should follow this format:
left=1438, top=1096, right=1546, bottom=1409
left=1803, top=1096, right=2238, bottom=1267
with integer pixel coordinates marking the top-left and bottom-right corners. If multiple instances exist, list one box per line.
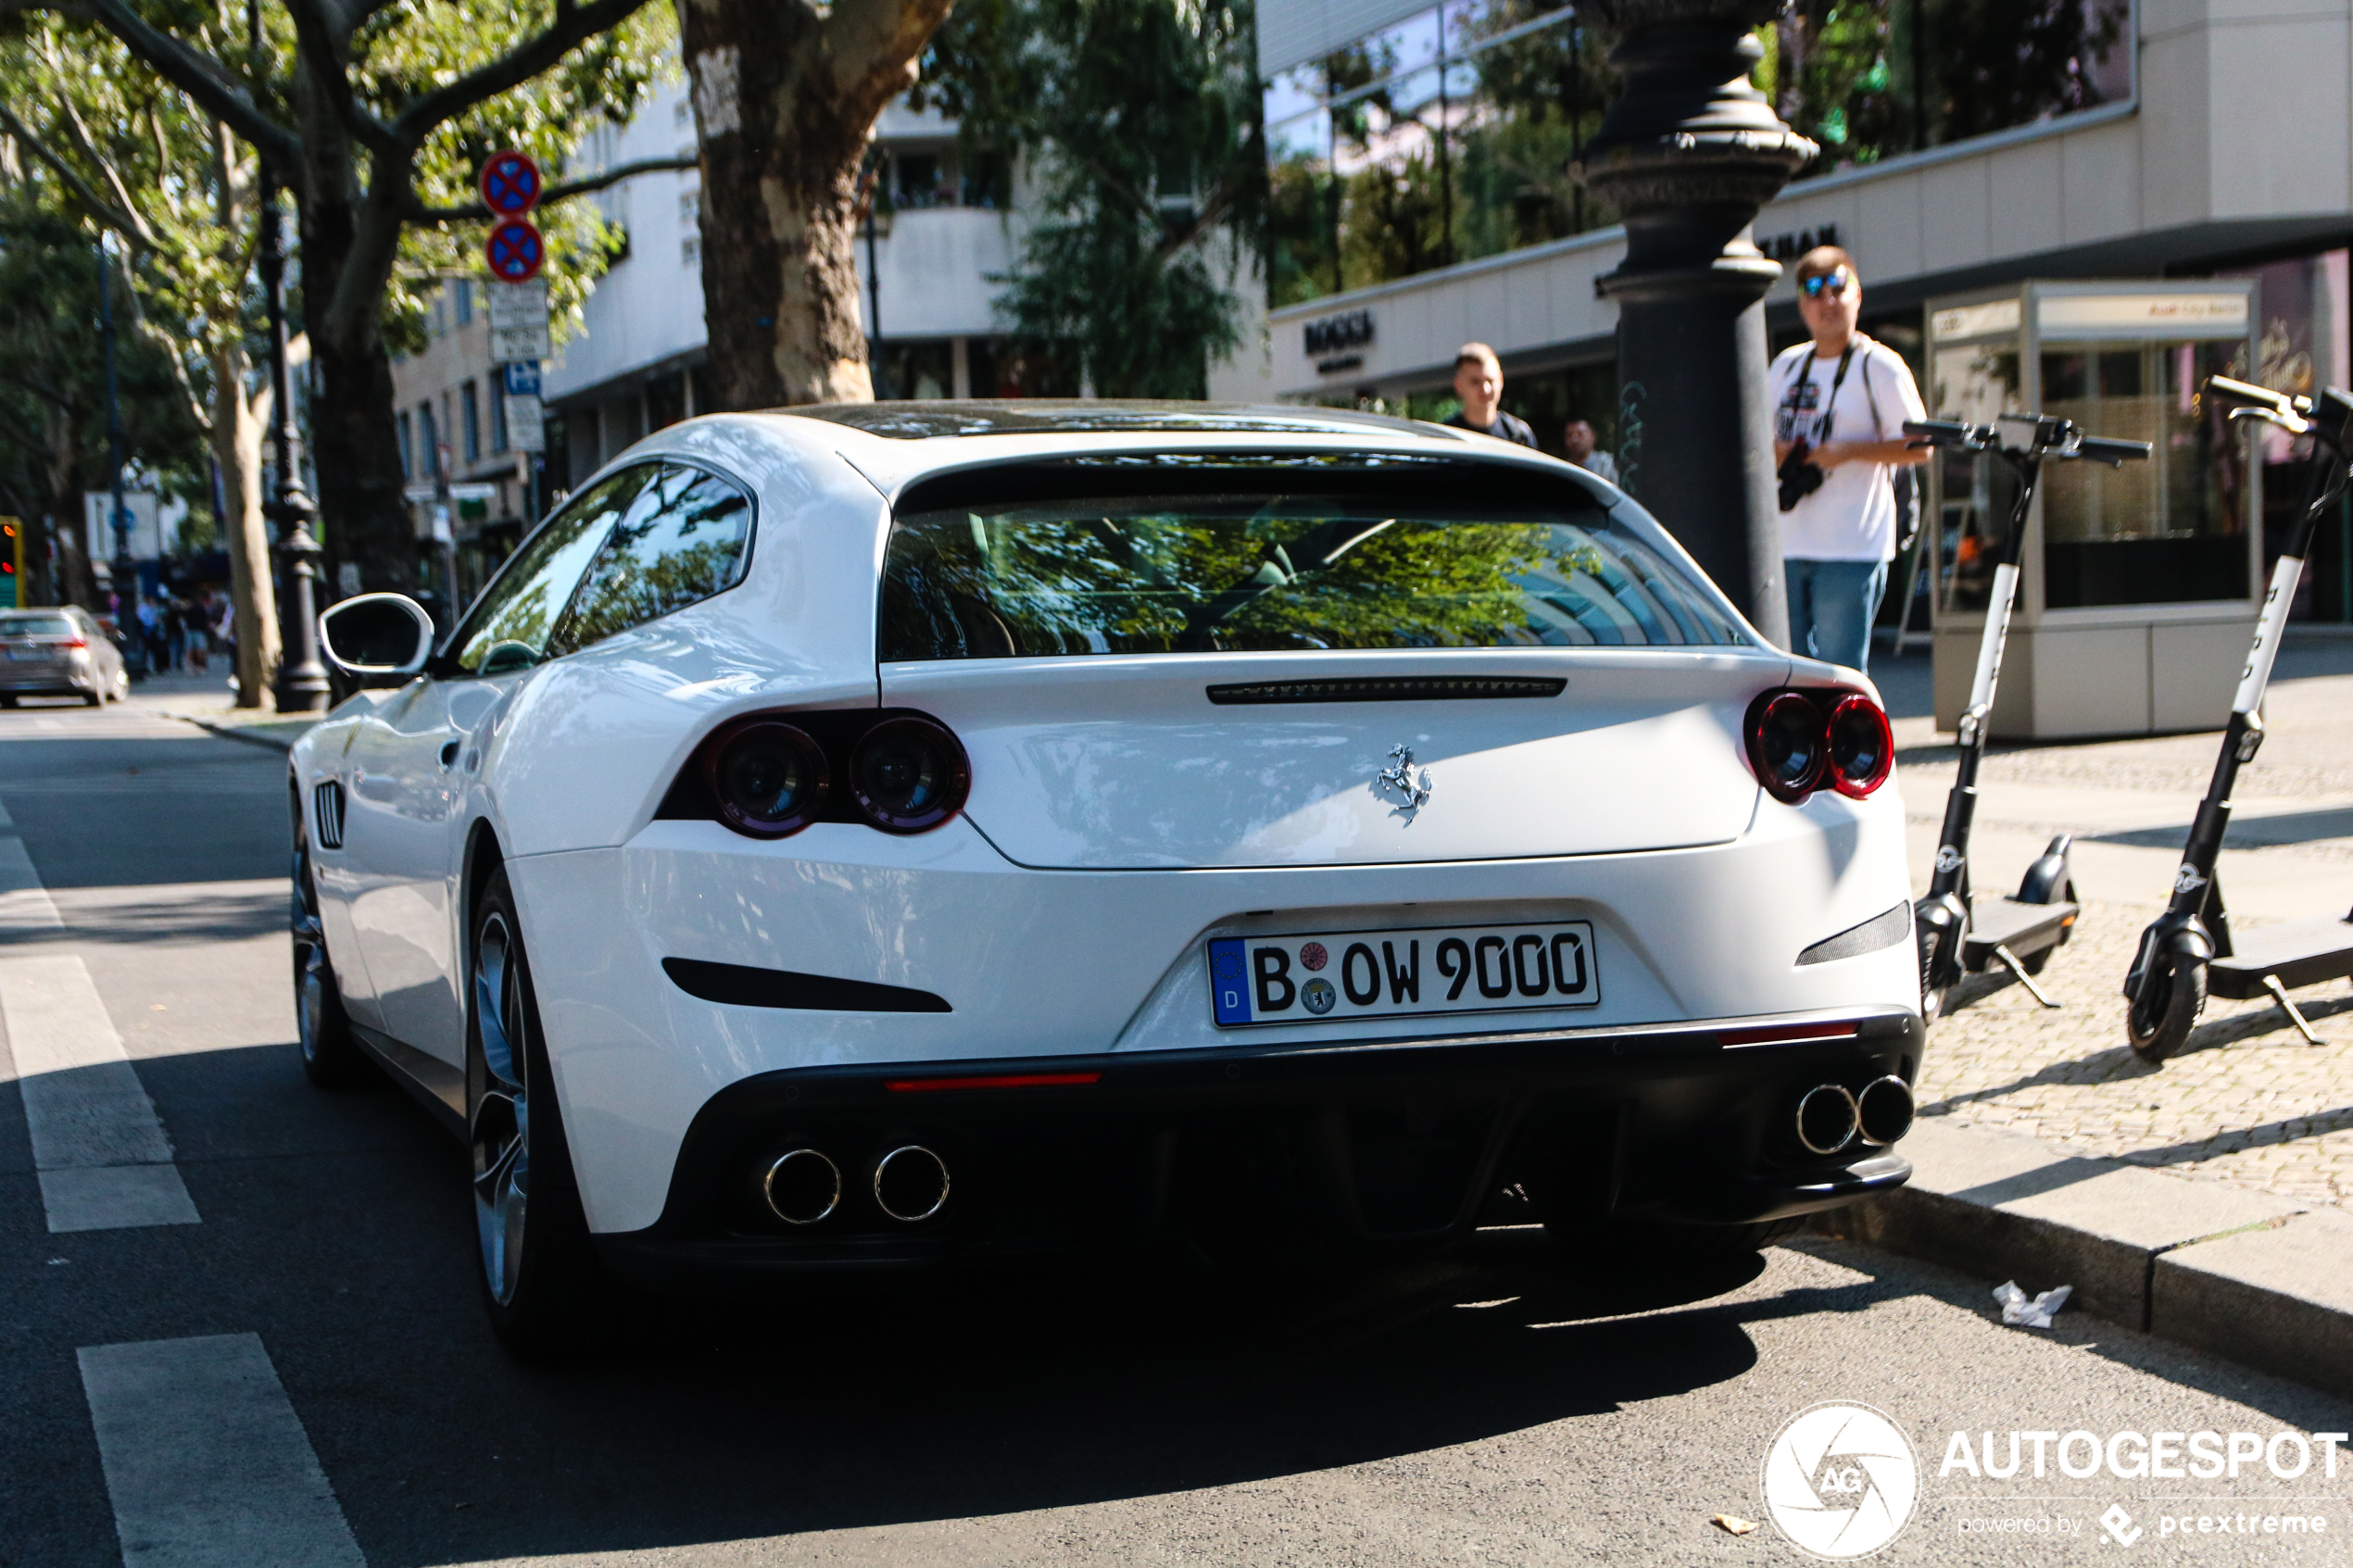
left=0, top=520, right=18, bottom=609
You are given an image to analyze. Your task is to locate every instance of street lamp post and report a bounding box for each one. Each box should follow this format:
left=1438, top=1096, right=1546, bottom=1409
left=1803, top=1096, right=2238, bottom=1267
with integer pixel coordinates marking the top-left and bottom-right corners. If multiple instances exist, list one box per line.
left=99, top=239, right=135, bottom=610
left=1573, top=0, right=1816, bottom=648
left=256, top=162, right=332, bottom=713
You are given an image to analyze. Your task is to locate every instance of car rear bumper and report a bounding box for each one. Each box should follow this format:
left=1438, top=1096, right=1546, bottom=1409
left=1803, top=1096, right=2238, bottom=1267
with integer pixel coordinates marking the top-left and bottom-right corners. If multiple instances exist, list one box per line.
left=589, top=1006, right=1920, bottom=1289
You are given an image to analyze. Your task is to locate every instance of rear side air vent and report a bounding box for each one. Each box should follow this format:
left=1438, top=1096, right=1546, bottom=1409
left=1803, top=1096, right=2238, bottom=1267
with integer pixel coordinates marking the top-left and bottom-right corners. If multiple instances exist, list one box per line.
left=312, top=780, right=346, bottom=850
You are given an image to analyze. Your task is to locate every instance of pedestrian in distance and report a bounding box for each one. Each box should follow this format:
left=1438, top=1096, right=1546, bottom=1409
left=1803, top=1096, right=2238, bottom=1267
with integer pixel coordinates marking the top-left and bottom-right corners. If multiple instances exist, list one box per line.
left=1769, top=246, right=1929, bottom=674
left=1563, top=417, right=1618, bottom=484
left=1443, top=344, right=1539, bottom=448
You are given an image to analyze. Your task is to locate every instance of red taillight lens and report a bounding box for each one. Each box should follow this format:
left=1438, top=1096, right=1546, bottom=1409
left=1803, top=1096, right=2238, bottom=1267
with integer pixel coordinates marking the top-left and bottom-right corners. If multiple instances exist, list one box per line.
left=849, top=715, right=971, bottom=833
left=705, top=720, right=829, bottom=838
left=1826, top=694, right=1894, bottom=797
left=1747, top=691, right=1828, bottom=802
left=1744, top=686, right=1891, bottom=803
left=60, top=636, right=86, bottom=648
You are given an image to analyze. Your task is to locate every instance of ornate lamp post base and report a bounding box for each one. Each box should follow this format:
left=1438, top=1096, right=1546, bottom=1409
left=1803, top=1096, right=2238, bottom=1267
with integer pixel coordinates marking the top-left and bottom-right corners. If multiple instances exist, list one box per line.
left=1575, top=0, right=1816, bottom=648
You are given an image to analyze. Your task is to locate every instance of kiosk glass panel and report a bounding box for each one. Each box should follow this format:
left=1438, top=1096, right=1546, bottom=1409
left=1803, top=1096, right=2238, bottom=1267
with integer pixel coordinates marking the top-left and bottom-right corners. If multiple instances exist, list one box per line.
left=2040, top=339, right=2249, bottom=608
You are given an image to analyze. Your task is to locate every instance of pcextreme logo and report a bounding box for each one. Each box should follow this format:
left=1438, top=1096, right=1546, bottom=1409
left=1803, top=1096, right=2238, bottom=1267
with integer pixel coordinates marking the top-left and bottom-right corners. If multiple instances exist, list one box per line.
left=1761, top=1402, right=1921, bottom=1559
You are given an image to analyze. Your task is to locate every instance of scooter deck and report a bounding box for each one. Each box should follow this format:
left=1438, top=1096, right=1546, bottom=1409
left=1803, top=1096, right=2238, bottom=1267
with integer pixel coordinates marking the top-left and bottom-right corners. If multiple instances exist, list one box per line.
left=2209, top=914, right=2353, bottom=999
left=1961, top=895, right=2078, bottom=971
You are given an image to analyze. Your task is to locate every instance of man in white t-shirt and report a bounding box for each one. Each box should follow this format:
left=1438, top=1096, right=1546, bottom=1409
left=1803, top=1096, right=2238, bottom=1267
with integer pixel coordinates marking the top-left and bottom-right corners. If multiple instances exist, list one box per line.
left=1768, top=247, right=1929, bottom=672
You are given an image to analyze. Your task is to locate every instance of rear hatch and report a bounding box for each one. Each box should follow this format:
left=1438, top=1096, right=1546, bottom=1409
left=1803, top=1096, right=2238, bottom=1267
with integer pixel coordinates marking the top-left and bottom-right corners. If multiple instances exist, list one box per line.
left=0, top=612, right=79, bottom=672
left=875, top=455, right=1780, bottom=871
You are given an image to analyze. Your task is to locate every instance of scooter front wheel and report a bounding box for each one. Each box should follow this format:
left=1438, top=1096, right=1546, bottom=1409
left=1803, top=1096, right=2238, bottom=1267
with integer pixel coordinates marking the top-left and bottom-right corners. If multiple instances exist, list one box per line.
left=2126, top=955, right=2206, bottom=1063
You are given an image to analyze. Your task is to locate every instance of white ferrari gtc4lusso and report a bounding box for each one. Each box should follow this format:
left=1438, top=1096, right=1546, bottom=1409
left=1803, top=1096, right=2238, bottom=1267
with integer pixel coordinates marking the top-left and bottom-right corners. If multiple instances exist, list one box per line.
left=293, top=402, right=1921, bottom=1354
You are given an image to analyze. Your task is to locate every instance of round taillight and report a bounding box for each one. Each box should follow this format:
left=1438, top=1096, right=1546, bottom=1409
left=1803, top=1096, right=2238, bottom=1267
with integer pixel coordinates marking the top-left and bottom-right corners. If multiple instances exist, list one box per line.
left=850, top=716, right=970, bottom=833
left=1750, top=691, right=1828, bottom=802
left=1827, top=694, right=1894, bottom=797
left=707, top=721, right=829, bottom=837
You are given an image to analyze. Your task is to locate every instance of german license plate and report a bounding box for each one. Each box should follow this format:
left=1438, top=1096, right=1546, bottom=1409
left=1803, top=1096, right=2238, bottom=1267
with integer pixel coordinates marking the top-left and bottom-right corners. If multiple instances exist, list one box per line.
left=6, top=646, right=51, bottom=661
left=1208, top=921, right=1600, bottom=1028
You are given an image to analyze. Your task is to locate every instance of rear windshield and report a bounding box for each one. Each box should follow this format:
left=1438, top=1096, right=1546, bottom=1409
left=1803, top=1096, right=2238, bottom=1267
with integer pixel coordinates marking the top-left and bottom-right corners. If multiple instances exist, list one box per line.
left=0, top=614, right=73, bottom=637
left=880, top=494, right=1743, bottom=659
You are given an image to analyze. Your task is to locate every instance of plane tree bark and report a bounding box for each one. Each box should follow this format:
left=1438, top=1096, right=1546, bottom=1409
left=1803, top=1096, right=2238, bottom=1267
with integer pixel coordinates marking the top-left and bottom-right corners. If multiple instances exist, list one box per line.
left=0, top=0, right=674, bottom=592
left=679, top=0, right=956, bottom=408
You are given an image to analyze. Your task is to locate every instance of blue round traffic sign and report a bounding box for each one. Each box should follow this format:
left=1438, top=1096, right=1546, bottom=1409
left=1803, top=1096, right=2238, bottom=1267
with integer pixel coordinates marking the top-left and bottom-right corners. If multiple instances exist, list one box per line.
left=484, top=219, right=545, bottom=282
left=479, top=151, right=542, bottom=217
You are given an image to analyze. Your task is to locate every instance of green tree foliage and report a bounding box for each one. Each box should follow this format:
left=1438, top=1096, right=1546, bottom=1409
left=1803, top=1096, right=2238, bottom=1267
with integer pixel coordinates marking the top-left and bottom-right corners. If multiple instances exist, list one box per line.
left=0, top=0, right=680, bottom=593
left=1758, top=0, right=2127, bottom=176
left=921, top=0, right=1263, bottom=398
left=1264, top=2, right=1615, bottom=307
left=0, top=200, right=205, bottom=607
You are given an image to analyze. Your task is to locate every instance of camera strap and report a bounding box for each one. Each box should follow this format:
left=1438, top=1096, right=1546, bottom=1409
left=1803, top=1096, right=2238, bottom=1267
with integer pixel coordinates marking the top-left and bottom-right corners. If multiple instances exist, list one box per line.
left=1790, top=342, right=1859, bottom=446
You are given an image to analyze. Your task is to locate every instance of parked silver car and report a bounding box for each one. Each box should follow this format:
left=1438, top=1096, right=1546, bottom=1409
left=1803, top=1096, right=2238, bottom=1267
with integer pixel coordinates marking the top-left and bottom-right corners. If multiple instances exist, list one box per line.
left=0, top=607, right=130, bottom=707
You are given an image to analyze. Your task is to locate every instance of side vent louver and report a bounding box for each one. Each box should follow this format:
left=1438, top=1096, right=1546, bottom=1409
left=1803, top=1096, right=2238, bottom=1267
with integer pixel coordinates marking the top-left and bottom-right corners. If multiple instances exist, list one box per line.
left=313, top=779, right=346, bottom=850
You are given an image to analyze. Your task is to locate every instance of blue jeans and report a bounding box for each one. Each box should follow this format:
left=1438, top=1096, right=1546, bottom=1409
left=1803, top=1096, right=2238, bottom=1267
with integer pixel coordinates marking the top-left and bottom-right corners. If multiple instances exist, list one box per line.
left=1784, top=558, right=1888, bottom=673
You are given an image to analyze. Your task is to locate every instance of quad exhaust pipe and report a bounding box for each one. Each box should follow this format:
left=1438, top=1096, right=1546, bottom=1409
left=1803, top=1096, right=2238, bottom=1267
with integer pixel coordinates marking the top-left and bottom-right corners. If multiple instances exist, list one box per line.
left=763, top=1148, right=842, bottom=1225
left=1856, top=1075, right=1916, bottom=1147
left=760, top=1144, right=951, bottom=1225
left=1793, top=1078, right=1915, bottom=1156
left=873, top=1145, right=950, bottom=1223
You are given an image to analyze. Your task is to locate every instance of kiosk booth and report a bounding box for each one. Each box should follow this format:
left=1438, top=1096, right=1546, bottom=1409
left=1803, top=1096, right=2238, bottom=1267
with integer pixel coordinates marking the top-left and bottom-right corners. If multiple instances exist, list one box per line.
left=1923, top=280, right=2261, bottom=738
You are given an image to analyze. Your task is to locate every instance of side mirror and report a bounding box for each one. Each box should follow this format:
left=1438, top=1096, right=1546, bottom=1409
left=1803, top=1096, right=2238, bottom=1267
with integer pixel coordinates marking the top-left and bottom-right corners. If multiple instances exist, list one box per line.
left=318, top=594, right=436, bottom=687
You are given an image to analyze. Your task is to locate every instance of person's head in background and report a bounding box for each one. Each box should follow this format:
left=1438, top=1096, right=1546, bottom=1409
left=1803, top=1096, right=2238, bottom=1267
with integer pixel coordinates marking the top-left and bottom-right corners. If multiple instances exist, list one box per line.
left=1563, top=418, right=1599, bottom=463
left=1794, top=246, right=1862, bottom=356
left=1453, top=344, right=1504, bottom=428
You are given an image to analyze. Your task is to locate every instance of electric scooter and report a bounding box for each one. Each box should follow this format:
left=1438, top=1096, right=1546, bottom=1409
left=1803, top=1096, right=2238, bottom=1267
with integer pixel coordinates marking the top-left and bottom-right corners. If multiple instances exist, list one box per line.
left=1907, top=415, right=2152, bottom=1020
left=2122, top=375, right=2353, bottom=1061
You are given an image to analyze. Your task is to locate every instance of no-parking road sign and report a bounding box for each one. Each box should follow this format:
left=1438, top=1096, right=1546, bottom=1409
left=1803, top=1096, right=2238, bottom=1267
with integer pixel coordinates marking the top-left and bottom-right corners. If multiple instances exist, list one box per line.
left=479, top=151, right=542, bottom=217
left=485, top=219, right=545, bottom=282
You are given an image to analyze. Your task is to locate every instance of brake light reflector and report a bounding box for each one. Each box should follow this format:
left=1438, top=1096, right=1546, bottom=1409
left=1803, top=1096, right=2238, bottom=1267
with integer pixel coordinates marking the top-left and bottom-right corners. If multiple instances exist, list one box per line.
left=850, top=715, right=971, bottom=834
left=885, top=1072, right=1101, bottom=1093
left=706, top=719, right=830, bottom=838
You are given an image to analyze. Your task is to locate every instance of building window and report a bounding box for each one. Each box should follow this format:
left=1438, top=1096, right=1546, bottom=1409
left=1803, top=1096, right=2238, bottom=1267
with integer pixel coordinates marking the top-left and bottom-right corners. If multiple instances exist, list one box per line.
left=462, top=382, right=481, bottom=462
left=491, top=384, right=510, bottom=455
left=1263, top=0, right=2132, bottom=307
left=398, top=411, right=414, bottom=480
left=421, top=403, right=440, bottom=477
left=681, top=190, right=700, bottom=266
left=455, top=279, right=473, bottom=325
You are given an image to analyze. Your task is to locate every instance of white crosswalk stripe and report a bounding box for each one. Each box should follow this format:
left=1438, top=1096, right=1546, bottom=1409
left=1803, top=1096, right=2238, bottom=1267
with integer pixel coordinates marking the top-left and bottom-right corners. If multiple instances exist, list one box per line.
left=0, top=953, right=199, bottom=1231
left=0, top=799, right=62, bottom=933
left=79, top=1334, right=367, bottom=1568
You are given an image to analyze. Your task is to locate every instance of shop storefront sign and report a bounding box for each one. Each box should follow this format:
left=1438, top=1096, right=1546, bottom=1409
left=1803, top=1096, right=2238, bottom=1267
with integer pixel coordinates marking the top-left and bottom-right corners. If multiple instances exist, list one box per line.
left=1304, top=307, right=1375, bottom=374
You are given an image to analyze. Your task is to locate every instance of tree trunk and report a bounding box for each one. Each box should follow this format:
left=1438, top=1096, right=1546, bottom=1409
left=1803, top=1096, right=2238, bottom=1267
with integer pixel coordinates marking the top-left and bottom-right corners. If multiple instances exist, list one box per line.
left=680, top=0, right=957, bottom=409
left=36, top=402, right=96, bottom=608
left=212, top=343, right=282, bottom=708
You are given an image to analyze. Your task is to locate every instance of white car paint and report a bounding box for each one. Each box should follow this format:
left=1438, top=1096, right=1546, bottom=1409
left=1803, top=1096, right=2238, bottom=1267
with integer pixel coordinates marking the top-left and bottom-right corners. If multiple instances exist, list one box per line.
left=291, top=406, right=1919, bottom=1240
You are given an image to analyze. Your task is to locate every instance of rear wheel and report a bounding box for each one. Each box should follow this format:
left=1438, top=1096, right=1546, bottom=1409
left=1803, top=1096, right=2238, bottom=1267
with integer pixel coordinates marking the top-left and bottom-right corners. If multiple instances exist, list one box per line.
left=82, top=689, right=101, bottom=708
left=470, top=868, right=607, bottom=1358
left=293, top=841, right=366, bottom=1087
left=2020, top=882, right=2079, bottom=976
left=2127, top=954, right=2206, bottom=1064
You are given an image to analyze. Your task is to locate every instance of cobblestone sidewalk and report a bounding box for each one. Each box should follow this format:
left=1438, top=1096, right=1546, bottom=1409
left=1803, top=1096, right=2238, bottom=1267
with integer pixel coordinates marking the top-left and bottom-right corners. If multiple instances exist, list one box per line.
left=1916, top=897, right=2353, bottom=1214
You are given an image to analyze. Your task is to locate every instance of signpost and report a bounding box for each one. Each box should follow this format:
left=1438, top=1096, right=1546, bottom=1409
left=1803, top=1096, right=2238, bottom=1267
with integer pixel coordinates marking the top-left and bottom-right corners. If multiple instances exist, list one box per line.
left=482, top=151, right=553, bottom=523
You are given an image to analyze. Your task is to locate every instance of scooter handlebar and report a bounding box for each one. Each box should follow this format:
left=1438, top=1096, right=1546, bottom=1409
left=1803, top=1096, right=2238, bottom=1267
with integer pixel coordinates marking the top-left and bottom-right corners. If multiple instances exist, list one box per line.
left=2204, top=374, right=2297, bottom=418
left=1903, top=419, right=1978, bottom=449
left=2073, top=434, right=2152, bottom=467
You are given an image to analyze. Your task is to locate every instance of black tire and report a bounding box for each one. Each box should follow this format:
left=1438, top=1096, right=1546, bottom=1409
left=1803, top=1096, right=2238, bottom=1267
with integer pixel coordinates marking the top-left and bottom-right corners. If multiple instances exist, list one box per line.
left=82, top=689, right=101, bottom=708
left=2127, top=954, right=2206, bottom=1064
left=293, top=839, right=368, bottom=1087
left=0, top=696, right=14, bottom=709
left=469, top=866, right=608, bottom=1359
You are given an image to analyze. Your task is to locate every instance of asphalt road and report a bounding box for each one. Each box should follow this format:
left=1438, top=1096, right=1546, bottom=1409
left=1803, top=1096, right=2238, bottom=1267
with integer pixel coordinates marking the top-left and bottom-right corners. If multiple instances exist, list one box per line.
left=3, top=696, right=2350, bottom=1567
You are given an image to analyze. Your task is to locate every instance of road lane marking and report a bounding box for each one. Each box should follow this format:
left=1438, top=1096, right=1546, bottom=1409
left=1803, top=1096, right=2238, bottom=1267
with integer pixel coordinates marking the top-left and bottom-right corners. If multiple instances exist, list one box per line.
left=0, top=799, right=63, bottom=933
left=0, top=954, right=198, bottom=1231
left=79, top=1334, right=367, bottom=1568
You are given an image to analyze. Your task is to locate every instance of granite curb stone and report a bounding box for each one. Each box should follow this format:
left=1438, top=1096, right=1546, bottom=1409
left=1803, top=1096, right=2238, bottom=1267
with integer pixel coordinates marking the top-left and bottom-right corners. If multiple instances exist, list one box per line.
left=1820, top=1116, right=2353, bottom=1397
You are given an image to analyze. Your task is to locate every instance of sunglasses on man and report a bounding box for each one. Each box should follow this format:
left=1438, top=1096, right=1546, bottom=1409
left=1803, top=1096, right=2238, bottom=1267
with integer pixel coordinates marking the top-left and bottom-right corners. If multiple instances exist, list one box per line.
left=1800, top=268, right=1854, bottom=299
